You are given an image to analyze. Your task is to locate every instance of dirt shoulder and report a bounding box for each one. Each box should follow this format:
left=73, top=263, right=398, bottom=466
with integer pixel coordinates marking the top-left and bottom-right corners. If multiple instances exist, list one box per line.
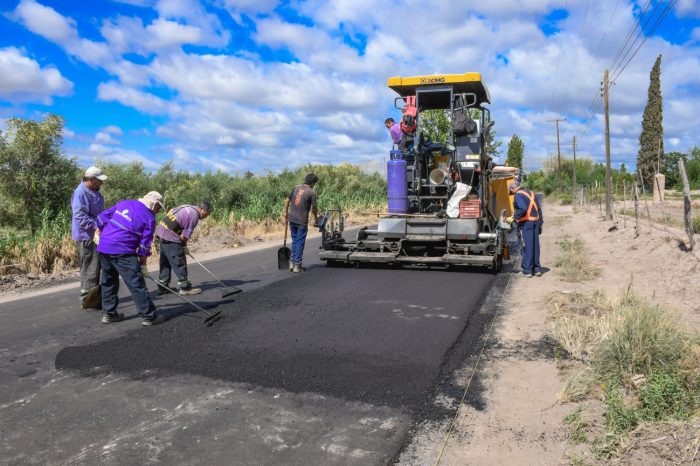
left=402, top=201, right=700, bottom=465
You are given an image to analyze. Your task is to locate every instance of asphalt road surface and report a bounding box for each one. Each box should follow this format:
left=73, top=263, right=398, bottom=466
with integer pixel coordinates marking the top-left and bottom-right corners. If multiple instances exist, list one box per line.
left=1, top=235, right=504, bottom=465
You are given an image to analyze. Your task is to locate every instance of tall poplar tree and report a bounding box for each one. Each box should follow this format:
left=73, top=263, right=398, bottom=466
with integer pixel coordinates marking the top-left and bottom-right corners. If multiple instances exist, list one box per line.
left=636, top=54, right=664, bottom=185
left=505, top=134, right=525, bottom=170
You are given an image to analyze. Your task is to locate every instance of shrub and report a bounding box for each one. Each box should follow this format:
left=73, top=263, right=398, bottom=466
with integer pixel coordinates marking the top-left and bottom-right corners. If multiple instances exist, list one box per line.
left=554, top=236, right=601, bottom=282
left=594, top=295, right=689, bottom=384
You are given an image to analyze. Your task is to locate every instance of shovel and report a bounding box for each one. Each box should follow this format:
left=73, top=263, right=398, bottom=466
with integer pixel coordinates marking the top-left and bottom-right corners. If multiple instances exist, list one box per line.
left=277, top=221, right=291, bottom=270
left=186, top=251, right=242, bottom=298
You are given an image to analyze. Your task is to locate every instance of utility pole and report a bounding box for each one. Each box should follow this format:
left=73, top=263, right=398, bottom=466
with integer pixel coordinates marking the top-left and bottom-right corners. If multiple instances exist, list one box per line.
left=572, top=136, right=577, bottom=196
left=548, top=117, right=566, bottom=192
left=603, top=69, right=613, bottom=221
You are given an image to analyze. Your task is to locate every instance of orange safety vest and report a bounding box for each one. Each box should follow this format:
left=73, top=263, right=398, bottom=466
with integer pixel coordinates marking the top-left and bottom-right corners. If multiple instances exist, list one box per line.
left=515, top=189, right=540, bottom=222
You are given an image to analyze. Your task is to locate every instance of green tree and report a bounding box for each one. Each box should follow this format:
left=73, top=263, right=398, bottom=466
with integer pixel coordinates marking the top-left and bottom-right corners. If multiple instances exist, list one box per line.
left=505, top=134, right=525, bottom=169
left=0, top=114, right=78, bottom=233
left=663, top=151, right=687, bottom=188
left=420, top=109, right=451, bottom=143
left=637, top=54, right=664, bottom=185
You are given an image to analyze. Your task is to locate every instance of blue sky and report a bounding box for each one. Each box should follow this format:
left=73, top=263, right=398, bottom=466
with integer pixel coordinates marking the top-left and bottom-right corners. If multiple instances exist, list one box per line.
left=1, top=0, right=699, bottom=175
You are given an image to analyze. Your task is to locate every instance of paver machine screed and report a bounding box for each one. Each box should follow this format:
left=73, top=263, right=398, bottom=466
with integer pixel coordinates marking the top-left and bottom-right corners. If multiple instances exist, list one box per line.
left=319, top=72, right=514, bottom=272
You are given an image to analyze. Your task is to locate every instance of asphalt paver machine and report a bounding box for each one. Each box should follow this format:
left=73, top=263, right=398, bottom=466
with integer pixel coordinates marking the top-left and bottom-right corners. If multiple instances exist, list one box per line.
left=319, top=73, right=514, bottom=272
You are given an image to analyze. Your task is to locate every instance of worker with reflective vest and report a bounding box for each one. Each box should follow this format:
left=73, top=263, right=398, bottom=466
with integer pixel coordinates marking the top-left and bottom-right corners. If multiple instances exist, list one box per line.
left=506, top=181, right=543, bottom=277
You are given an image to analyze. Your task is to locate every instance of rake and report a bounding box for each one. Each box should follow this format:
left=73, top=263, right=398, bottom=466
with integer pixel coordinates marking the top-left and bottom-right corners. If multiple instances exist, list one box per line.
left=187, top=252, right=243, bottom=298
left=146, top=276, right=222, bottom=325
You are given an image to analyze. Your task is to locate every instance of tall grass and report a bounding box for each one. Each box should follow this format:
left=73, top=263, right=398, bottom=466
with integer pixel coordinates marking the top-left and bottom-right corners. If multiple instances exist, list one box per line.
left=0, top=209, right=77, bottom=274
left=554, top=235, right=601, bottom=282
left=547, top=287, right=700, bottom=458
left=0, top=163, right=388, bottom=275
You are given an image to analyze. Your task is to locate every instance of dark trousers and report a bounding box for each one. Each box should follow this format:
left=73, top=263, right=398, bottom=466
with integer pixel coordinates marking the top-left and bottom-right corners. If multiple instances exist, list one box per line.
left=518, top=221, right=541, bottom=275
left=99, top=253, right=156, bottom=320
left=78, top=240, right=100, bottom=298
left=290, top=222, right=308, bottom=265
left=157, top=240, right=192, bottom=290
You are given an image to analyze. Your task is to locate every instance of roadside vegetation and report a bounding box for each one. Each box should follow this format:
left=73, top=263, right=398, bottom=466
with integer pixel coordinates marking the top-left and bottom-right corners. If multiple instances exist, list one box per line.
left=554, top=235, right=601, bottom=282
left=547, top=285, right=700, bottom=461
left=0, top=115, right=387, bottom=275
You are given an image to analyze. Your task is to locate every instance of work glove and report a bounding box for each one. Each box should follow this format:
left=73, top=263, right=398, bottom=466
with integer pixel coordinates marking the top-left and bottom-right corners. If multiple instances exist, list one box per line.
left=505, top=216, right=514, bottom=224
left=93, top=231, right=100, bottom=246
left=141, top=265, right=150, bottom=279
left=183, top=246, right=190, bottom=256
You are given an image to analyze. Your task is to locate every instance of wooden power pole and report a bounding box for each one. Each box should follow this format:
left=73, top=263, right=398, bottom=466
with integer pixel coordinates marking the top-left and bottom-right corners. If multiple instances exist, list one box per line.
left=603, top=69, right=613, bottom=220
left=548, top=117, right=566, bottom=192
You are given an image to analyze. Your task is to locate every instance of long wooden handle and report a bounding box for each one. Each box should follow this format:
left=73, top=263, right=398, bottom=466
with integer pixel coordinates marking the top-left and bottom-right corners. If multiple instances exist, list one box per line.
left=283, top=221, right=288, bottom=248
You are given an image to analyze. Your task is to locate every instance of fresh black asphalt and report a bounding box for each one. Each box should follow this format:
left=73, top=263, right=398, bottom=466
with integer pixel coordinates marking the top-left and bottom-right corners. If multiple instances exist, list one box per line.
left=2, top=234, right=505, bottom=464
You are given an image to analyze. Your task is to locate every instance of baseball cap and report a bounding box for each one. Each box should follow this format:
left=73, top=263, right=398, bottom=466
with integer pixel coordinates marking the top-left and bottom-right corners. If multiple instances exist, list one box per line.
left=85, top=166, right=107, bottom=181
left=138, top=191, right=164, bottom=210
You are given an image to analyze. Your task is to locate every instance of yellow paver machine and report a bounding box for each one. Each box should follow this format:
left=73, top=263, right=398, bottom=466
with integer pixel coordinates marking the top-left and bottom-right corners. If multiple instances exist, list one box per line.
left=319, top=73, right=516, bottom=272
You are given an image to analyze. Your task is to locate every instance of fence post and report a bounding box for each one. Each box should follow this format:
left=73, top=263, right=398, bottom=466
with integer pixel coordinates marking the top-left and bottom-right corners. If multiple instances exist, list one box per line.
left=679, top=158, right=695, bottom=251
left=638, top=170, right=653, bottom=234
left=622, top=179, right=627, bottom=229
left=633, top=183, right=641, bottom=237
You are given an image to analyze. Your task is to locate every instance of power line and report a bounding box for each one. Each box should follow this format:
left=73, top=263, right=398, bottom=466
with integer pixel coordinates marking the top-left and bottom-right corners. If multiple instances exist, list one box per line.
left=575, top=0, right=655, bottom=138
left=576, top=0, right=676, bottom=140
left=610, top=0, right=667, bottom=78
left=548, top=0, right=569, bottom=113
left=611, top=0, right=677, bottom=83
left=560, top=0, right=592, bottom=111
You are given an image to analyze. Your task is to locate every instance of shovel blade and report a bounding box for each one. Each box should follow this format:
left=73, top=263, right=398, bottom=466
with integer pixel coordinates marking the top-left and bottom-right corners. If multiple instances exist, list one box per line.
left=277, top=247, right=291, bottom=270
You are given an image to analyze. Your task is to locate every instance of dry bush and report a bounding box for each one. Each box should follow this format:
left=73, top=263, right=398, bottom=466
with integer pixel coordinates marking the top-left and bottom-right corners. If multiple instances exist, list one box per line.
left=560, top=366, right=597, bottom=402
left=554, top=235, right=601, bottom=282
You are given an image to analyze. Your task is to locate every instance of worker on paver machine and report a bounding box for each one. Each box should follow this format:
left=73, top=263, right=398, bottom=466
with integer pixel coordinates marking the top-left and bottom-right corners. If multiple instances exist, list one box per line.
left=155, top=201, right=213, bottom=295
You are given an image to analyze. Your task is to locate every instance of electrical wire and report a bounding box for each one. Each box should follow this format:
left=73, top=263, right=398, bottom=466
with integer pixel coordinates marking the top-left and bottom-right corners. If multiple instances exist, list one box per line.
left=560, top=0, right=592, bottom=111
left=548, top=0, right=569, bottom=113
left=576, top=0, right=676, bottom=141
left=611, top=0, right=677, bottom=84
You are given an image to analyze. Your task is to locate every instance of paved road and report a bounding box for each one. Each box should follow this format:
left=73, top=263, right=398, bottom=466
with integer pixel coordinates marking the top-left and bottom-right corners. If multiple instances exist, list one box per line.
left=1, top=235, right=503, bottom=465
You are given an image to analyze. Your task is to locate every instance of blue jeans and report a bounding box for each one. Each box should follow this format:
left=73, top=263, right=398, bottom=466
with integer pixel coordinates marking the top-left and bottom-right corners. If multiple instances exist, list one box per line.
left=289, top=222, right=308, bottom=266
left=158, top=240, right=192, bottom=290
left=518, top=221, right=541, bottom=275
left=99, top=253, right=156, bottom=320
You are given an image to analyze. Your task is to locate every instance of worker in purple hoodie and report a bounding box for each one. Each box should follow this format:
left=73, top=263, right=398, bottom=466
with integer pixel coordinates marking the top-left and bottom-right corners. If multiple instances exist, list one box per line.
left=96, top=191, right=165, bottom=326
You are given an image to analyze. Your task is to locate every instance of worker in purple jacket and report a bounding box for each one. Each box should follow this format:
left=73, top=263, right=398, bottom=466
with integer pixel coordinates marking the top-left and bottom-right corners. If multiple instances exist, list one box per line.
left=70, top=166, right=106, bottom=309
left=385, top=118, right=402, bottom=146
left=96, top=191, right=164, bottom=325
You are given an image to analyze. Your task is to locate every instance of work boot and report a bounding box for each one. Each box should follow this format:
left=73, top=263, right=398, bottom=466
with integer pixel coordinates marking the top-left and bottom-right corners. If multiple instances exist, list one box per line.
left=522, top=273, right=532, bottom=278
left=179, top=287, right=202, bottom=296
left=102, top=312, right=125, bottom=324
left=292, top=264, right=306, bottom=273
left=142, top=315, right=167, bottom=326
left=289, top=260, right=294, bottom=271
left=156, top=280, right=170, bottom=295
left=535, top=271, right=542, bottom=277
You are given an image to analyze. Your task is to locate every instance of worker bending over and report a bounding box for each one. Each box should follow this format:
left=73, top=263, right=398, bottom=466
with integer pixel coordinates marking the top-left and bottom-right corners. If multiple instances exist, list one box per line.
left=507, top=181, right=543, bottom=277
left=97, top=191, right=165, bottom=325
left=283, top=173, right=319, bottom=273
left=155, top=201, right=213, bottom=295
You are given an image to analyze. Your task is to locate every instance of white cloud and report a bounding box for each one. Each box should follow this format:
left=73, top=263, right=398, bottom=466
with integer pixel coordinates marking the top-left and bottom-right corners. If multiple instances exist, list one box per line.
left=0, top=47, right=72, bottom=103
left=677, top=0, right=700, bottom=18
left=97, top=81, right=180, bottom=115
left=11, top=0, right=112, bottom=66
